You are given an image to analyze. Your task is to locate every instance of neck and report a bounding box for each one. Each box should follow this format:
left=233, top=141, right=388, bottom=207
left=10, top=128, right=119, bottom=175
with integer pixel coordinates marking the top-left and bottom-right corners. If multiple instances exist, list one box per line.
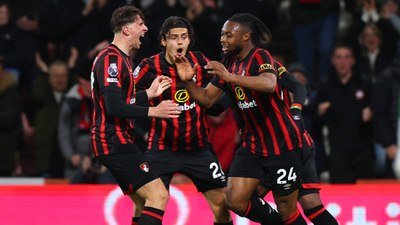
left=235, top=43, right=255, bottom=61
left=112, top=35, right=131, bottom=55
left=164, top=52, right=173, bottom=65
left=339, top=73, right=352, bottom=84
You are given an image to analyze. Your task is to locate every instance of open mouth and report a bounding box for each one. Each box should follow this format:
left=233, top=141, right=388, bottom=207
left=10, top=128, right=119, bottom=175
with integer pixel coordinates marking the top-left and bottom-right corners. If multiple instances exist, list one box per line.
left=177, top=48, right=183, bottom=55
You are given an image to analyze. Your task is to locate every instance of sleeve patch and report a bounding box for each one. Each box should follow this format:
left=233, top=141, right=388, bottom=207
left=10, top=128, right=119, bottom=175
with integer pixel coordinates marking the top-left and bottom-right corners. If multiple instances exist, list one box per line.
left=278, top=66, right=287, bottom=77
left=258, top=63, right=273, bottom=73
left=108, top=63, right=119, bottom=77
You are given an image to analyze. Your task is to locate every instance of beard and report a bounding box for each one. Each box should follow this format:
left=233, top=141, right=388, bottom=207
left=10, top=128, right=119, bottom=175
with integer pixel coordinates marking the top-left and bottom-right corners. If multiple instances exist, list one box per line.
left=223, top=44, right=243, bottom=58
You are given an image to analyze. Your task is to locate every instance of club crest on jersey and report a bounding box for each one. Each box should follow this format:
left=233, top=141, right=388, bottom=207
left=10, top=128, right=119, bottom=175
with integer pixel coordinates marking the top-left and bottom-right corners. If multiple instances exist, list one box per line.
left=192, top=74, right=197, bottom=82
left=241, top=68, right=246, bottom=76
left=130, top=97, right=136, bottom=104
left=108, top=63, right=118, bottom=77
left=140, top=163, right=150, bottom=172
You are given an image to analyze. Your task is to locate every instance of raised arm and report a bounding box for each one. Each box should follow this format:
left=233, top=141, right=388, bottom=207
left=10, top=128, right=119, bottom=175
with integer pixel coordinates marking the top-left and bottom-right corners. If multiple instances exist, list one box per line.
left=175, top=55, right=223, bottom=108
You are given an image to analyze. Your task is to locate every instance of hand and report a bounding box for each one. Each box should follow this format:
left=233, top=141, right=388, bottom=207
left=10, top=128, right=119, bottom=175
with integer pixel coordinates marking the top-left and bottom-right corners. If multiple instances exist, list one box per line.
left=386, top=144, right=398, bottom=160
left=205, top=61, right=231, bottom=82
left=68, top=47, right=79, bottom=69
left=317, top=101, right=331, bottom=116
left=35, top=52, right=48, bottom=73
left=146, top=76, right=172, bottom=99
left=149, top=100, right=181, bottom=118
left=70, top=154, right=82, bottom=168
left=175, top=55, right=198, bottom=82
left=362, top=107, right=372, bottom=122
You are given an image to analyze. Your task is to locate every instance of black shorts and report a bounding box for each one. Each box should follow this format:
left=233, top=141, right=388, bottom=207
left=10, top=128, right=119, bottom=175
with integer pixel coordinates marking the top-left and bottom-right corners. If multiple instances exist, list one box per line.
left=298, top=146, right=321, bottom=198
left=229, top=147, right=302, bottom=196
left=97, top=144, right=158, bottom=195
left=146, top=147, right=227, bottom=193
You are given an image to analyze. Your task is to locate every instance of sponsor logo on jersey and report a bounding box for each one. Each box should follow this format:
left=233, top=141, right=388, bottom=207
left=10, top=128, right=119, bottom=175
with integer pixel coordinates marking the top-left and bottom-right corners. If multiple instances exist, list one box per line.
left=235, top=86, right=245, bottom=100
left=175, top=89, right=190, bottom=103
left=237, top=100, right=258, bottom=110
left=106, top=78, right=118, bottom=83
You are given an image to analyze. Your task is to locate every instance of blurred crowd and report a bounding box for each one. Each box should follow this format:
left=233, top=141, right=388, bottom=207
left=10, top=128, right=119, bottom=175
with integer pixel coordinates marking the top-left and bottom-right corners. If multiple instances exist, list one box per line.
left=1, top=0, right=400, bottom=184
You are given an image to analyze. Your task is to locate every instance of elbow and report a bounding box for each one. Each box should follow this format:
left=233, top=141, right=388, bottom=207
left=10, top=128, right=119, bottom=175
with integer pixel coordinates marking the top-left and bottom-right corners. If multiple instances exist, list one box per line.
left=266, top=82, right=276, bottom=93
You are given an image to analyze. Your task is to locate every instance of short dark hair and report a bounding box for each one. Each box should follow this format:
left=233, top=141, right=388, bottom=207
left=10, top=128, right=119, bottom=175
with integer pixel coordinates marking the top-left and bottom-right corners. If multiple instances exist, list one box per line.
left=158, top=16, right=195, bottom=49
left=228, top=13, right=272, bottom=48
left=110, top=6, right=144, bottom=33
left=333, top=43, right=355, bottom=56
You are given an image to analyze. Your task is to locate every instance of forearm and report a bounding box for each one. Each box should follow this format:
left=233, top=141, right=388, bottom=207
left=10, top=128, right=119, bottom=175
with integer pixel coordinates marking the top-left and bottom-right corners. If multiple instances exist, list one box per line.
left=185, top=81, right=221, bottom=108
left=136, top=91, right=149, bottom=104
left=104, top=90, right=149, bottom=118
left=280, top=75, right=307, bottom=105
left=227, top=73, right=276, bottom=93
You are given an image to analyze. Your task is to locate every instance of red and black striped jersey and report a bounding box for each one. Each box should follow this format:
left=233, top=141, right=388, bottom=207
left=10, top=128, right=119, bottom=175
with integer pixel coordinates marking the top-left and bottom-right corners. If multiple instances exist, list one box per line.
left=211, top=48, right=302, bottom=157
left=275, top=60, right=314, bottom=149
left=135, top=51, right=211, bottom=151
left=90, top=44, right=137, bottom=156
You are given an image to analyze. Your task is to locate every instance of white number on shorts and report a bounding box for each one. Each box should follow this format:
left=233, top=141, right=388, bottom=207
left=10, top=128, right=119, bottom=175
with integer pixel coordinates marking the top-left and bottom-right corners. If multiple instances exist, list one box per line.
left=276, top=167, right=297, bottom=184
left=209, top=162, right=224, bottom=179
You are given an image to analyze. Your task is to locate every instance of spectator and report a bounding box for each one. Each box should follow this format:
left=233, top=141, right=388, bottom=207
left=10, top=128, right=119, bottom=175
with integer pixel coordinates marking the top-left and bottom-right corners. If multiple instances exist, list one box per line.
left=371, top=45, right=400, bottom=178
left=58, top=60, right=92, bottom=181
left=345, top=0, right=399, bottom=61
left=0, top=58, right=22, bottom=176
left=288, top=63, right=328, bottom=175
left=70, top=156, right=116, bottom=184
left=316, top=44, right=375, bottom=183
left=33, top=60, right=70, bottom=178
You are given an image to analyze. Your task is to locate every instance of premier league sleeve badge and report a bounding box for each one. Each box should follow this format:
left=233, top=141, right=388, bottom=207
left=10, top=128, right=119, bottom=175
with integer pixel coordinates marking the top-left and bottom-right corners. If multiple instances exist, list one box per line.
left=106, top=63, right=119, bottom=83
left=108, top=63, right=119, bottom=77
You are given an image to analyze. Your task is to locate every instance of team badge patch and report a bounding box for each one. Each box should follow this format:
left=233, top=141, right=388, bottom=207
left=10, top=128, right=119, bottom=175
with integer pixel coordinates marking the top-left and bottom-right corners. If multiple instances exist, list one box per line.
left=140, top=163, right=150, bottom=172
left=108, top=63, right=118, bottom=77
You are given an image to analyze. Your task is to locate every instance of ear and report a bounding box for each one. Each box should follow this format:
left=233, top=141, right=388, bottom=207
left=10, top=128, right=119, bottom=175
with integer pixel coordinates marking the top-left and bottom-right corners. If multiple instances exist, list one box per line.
left=122, top=26, right=129, bottom=36
left=243, top=32, right=251, bottom=42
left=161, top=38, right=167, bottom=47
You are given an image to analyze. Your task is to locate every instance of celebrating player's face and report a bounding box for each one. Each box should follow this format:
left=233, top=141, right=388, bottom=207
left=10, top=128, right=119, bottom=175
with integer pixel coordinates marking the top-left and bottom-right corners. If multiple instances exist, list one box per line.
left=125, top=15, right=148, bottom=50
left=162, top=28, right=190, bottom=63
left=220, top=21, right=244, bottom=57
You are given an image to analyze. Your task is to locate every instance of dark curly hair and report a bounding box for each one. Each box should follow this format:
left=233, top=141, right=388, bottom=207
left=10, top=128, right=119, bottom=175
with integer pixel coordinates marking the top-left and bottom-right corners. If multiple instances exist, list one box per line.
left=228, top=13, right=272, bottom=48
left=158, top=16, right=195, bottom=50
